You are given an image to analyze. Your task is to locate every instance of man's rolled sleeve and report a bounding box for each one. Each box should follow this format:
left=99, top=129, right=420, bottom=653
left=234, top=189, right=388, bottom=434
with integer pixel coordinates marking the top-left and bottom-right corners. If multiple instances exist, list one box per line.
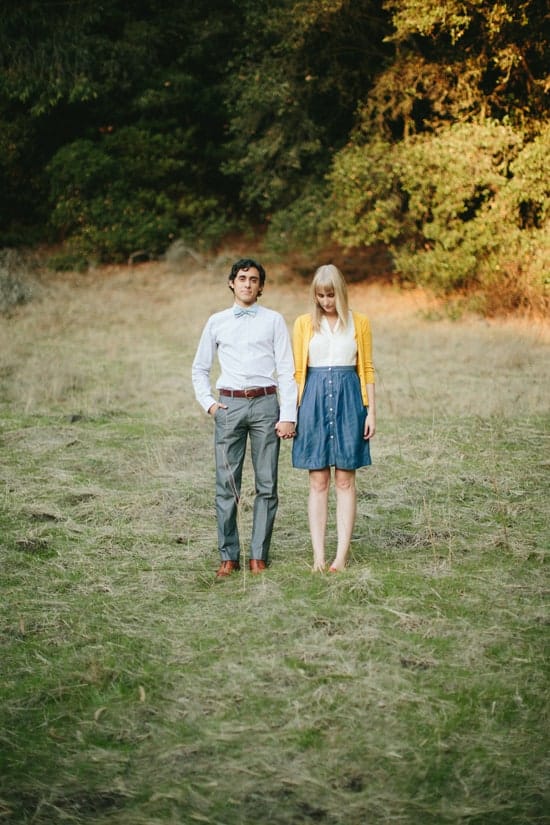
left=273, top=315, right=297, bottom=422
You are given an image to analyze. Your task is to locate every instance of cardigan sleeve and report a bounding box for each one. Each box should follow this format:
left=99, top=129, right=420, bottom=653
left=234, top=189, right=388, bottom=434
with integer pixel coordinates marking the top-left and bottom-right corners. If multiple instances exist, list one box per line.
left=292, top=314, right=311, bottom=405
left=353, top=312, right=375, bottom=406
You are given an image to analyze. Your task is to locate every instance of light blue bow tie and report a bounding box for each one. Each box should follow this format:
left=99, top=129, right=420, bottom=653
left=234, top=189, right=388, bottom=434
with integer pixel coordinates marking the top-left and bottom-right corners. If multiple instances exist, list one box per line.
left=234, top=306, right=258, bottom=318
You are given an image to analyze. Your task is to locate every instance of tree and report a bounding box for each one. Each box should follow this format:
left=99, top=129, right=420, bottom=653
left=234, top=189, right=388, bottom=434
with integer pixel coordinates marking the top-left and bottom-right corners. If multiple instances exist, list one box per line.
left=0, top=0, right=242, bottom=257
left=0, top=0, right=547, bottom=312
left=358, top=0, right=548, bottom=139
left=327, top=0, right=549, bottom=309
left=221, top=0, right=391, bottom=248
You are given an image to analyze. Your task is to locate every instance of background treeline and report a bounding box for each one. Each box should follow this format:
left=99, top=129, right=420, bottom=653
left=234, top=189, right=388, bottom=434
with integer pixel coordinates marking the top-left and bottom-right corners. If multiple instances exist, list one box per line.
left=0, top=0, right=548, bottom=311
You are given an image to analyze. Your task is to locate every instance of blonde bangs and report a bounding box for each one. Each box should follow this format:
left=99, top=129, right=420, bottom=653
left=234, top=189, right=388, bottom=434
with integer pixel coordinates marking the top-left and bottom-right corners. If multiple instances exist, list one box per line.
left=310, top=264, right=349, bottom=331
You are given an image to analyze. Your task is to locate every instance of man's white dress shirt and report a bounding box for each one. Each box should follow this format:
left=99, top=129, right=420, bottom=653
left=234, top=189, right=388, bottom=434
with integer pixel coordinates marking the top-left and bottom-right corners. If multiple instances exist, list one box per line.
left=191, top=304, right=297, bottom=422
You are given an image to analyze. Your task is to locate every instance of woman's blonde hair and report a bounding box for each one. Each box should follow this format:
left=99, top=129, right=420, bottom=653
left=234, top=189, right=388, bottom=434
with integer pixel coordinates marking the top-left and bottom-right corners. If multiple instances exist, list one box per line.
left=310, top=264, right=349, bottom=331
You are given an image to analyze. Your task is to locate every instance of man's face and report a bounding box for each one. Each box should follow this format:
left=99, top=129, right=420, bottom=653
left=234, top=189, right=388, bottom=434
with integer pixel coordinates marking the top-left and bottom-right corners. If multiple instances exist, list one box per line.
left=230, top=267, right=261, bottom=306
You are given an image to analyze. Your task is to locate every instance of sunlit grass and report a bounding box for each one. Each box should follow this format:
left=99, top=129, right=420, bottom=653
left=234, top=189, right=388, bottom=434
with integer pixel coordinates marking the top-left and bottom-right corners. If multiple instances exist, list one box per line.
left=1, top=260, right=548, bottom=823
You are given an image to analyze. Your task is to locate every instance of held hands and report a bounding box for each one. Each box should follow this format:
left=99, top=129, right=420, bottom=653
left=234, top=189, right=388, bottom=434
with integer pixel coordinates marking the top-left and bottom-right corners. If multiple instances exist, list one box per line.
left=276, top=421, right=296, bottom=440
left=209, top=405, right=295, bottom=440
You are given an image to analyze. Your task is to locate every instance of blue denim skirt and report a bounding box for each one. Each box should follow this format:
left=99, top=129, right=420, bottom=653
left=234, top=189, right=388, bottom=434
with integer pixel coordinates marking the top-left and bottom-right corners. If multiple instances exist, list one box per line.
left=292, top=366, right=372, bottom=470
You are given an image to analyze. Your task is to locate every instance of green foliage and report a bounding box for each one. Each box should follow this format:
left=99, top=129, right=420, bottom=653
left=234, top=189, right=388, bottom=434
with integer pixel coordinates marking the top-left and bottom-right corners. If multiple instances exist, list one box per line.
left=391, top=122, right=524, bottom=289
left=51, top=192, right=179, bottom=267
left=329, top=120, right=548, bottom=305
left=385, top=0, right=476, bottom=43
left=47, top=139, right=117, bottom=224
left=45, top=126, right=235, bottom=265
left=506, top=123, right=550, bottom=227
left=0, top=0, right=548, bottom=311
left=1, top=272, right=549, bottom=823
left=265, top=181, right=333, bottom=255
left=222, top=0, right=391, bottom=218
left=377, top=0, right=549, bottom=134
left=327, top=138, right=401, bottom=248
left=324, top=0, right=549, bottom=309
left=474, top=123, right=550, bottom=313
left=0, top=2, right=105, bottom=115
left=0, top=1, right=238, bottom=256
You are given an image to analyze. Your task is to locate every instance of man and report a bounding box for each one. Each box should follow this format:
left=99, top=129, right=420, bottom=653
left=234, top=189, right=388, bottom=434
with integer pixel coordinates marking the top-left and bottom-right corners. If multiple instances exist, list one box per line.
left=191, top=258, right=297, bottom=578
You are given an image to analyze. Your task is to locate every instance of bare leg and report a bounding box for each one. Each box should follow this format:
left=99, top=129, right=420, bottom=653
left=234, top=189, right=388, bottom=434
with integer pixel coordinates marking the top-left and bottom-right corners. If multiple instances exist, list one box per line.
left=308, top=468, right=331, bottom=571
left=330, top=469, right=356, bottom=571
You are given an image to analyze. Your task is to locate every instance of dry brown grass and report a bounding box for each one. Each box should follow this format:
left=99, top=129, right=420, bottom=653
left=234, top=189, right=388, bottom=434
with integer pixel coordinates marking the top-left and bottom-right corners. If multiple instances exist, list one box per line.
left=2, top=257, right=548, bottom=420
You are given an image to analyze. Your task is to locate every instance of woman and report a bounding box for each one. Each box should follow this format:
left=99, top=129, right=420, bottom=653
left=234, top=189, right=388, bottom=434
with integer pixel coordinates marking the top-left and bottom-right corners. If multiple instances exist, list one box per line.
left=292, top=264, right=376, bottom=572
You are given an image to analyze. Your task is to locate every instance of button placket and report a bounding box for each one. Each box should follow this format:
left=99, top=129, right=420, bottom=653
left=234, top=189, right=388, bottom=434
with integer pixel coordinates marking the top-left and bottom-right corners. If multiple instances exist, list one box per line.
left=327, top=372, right=336, bottom=449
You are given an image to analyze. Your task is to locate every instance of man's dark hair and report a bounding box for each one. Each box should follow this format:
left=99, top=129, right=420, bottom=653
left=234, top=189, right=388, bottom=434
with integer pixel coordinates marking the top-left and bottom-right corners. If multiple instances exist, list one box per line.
left=229, top=258, right=266, bottom=287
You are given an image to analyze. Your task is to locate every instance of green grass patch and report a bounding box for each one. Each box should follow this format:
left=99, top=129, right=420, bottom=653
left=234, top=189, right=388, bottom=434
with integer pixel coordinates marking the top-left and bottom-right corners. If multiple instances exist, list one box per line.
left=1, top=271, right=548, bottom=823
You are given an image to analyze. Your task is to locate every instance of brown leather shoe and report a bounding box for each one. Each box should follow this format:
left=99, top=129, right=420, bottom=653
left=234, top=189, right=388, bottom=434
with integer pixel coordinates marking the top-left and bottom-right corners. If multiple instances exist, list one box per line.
left=215, top=560, right=240, bottom=578
left=249, top=559, right=266, bottom=574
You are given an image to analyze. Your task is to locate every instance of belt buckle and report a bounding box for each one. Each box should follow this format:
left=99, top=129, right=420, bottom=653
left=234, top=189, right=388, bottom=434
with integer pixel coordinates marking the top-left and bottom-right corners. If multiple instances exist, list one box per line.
left=244, top=388, right=254, bottom=398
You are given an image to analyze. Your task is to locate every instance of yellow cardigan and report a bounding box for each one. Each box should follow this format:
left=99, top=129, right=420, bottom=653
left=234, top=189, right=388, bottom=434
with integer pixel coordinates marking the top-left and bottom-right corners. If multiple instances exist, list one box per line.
left=292, top=312, right=375, bottom=406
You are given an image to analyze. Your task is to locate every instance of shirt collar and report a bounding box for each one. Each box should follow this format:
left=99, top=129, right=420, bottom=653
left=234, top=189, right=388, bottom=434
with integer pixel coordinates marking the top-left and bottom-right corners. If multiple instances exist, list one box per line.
left=233, top=304, right=258, bottom=318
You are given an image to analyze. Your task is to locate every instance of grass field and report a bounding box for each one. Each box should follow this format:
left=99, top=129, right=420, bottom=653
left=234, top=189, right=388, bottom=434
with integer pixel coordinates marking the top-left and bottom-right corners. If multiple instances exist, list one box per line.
left=1, top=255, right=549, bottom=824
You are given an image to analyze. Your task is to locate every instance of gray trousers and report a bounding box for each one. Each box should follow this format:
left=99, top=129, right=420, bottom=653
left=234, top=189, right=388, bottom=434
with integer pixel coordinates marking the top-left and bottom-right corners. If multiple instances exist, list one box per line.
left=214, top=394, right=280, bottom=562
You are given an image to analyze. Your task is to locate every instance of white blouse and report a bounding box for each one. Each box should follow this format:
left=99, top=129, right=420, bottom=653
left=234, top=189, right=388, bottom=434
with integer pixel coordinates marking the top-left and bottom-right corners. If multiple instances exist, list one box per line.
left=308, top=312, right=357, bottom=367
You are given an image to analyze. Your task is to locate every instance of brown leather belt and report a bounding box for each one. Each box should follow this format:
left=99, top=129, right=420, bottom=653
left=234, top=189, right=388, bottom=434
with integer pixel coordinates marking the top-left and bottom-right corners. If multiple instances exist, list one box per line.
left=219, top=386, right=277, bottom=399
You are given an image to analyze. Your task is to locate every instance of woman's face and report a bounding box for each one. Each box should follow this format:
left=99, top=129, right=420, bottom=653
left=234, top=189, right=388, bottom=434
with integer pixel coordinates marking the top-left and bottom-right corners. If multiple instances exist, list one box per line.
left=315, top=286, right=336, bottom=316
